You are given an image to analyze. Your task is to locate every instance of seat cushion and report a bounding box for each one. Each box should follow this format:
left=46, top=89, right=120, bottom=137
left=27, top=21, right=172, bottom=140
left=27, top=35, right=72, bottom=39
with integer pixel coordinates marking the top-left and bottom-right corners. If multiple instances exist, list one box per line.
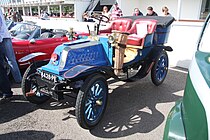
left=127, top=34, right=143, bottom=46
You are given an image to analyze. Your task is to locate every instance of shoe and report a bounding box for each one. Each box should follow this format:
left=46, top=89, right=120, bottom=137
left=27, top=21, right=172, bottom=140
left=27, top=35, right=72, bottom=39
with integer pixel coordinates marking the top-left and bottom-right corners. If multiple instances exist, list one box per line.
left=0, top=95, right=13, bottom=104
left=15, top=80, right=22, bottom=84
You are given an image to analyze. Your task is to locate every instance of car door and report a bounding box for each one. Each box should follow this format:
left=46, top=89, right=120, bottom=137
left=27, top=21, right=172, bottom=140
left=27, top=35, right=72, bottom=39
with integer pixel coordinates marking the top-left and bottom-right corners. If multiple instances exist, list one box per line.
left=28, top=30, right=69, bottom=62
left=12, top=39, right=30, bottom=68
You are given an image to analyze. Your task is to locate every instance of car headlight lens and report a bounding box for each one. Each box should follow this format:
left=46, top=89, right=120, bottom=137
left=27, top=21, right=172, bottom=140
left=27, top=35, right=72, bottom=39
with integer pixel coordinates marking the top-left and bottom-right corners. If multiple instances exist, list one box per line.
left=108, top=34, right=115, bottom=44
left=59, top=49, right=68, bottom=70
left=51, top=53, right=58, bottom=62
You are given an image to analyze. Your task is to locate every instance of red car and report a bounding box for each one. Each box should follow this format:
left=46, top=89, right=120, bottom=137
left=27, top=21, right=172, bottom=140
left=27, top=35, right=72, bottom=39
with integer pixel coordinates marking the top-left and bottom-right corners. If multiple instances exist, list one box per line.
left=10, top=22, right=69, bottom=69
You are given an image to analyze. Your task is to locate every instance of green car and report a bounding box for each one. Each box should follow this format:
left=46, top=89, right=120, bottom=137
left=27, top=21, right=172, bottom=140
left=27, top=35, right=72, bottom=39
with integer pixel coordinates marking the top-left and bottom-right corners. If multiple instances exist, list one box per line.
left=163, top=15, right=210, bottom=139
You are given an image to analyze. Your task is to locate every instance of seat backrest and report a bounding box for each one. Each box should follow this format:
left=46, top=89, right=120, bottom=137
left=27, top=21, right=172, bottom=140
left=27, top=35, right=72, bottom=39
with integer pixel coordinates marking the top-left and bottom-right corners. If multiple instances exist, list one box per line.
left=136, top=23, right=148, bottom=38
left=40, top=32, right=51, bottom=39
left=53, top=32, right=66, bottom=38
left=110, top=18, right=132, bottom=32
left=128, top=19, right=157, bottom=35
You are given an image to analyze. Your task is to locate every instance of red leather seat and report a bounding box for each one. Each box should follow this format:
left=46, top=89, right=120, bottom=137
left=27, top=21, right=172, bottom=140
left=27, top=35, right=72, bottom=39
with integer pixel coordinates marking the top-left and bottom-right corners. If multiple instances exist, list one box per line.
left=127, top=34, right=143, bottom=46
left=100, top=18, right=132, bottom=34
left=127, top=19, right=157, bottom=46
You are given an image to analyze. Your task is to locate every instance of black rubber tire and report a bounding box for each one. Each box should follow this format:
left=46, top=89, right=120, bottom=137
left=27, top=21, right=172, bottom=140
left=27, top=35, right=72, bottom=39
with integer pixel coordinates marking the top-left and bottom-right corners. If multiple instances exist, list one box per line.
left=75, top=74, right=108, bottom=129
left=151, top=51, right=168, bottom=86
left=21, top=61, right=50, bottom=104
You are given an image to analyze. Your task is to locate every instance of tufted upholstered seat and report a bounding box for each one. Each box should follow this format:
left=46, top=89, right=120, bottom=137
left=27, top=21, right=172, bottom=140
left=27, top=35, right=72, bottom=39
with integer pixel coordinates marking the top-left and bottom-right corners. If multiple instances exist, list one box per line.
left=100, top=18, right=132, bottom=34
left=127, top=19, right=157, bottom=46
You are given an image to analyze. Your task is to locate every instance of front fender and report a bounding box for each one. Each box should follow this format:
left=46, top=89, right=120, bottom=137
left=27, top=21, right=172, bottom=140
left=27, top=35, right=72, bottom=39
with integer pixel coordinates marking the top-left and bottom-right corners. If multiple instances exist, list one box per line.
left=163, top=100, right=186, bottom=140
left=18, top=52, right=47, bottom=63
left=63, top=65, right=116, bottom=80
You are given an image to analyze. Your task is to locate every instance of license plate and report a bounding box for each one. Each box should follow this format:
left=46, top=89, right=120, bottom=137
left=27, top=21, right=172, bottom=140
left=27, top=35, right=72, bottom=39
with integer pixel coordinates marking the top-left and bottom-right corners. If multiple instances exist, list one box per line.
left=41, top=71, right=57, bottom=82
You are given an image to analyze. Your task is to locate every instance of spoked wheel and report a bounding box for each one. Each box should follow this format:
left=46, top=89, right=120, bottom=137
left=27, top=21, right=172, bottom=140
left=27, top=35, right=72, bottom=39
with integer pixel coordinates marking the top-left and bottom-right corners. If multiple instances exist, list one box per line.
left=151, top=51, right=168, bottom=86
left=21, top=61, right=50, bottom=104
left=76, top=74, right=108, bottom=129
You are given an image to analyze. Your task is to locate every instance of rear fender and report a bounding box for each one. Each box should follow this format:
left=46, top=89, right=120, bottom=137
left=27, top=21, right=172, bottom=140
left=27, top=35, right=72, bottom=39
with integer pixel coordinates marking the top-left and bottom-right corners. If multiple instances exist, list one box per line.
left=18, top=52, right=47, bottom=63
left=135, top=46, right=166, bottom=78
left=164, top=46, right=173, bottom=52
left=149, top=45, right=172, bottom=61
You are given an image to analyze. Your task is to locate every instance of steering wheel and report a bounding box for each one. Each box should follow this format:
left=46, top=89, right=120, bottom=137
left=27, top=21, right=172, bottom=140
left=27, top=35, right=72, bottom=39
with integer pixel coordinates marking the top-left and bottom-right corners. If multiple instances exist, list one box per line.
left=92, top=14, right=110, bottom=23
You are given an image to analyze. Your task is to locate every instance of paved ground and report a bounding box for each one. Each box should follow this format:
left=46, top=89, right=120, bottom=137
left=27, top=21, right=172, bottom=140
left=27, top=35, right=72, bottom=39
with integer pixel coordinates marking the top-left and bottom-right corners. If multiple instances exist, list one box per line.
left=0, top=67, right=187, bottom=140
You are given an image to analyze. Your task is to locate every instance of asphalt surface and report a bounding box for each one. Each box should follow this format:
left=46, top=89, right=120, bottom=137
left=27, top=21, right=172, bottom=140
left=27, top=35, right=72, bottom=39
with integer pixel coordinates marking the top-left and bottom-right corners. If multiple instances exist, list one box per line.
left=0, top=67, right=187, bottom=140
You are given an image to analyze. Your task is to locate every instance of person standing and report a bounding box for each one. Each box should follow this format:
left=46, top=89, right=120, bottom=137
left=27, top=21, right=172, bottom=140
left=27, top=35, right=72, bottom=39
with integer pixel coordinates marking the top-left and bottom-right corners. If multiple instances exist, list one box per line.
left=146, top=6, right=158, bottom=16
left=102, top=6, right=111, bottom=18
left=133, top=8, right=143, bottom=16
left=0, top=42, right=13, bottom=102
left=0, top=9, right=22, bottom=84
left=41, top=11, right=49, bottom=20
left=82, top=12, right=94, bottom=22
left=16, top=12, right=23, bottom=22
left=12, top=11, right=18, bottom=22
left=162, top=6, right=171, bottom=16
left=0, top=11, right=14, bottom=102
left=110, top=2, right=123, bottom=20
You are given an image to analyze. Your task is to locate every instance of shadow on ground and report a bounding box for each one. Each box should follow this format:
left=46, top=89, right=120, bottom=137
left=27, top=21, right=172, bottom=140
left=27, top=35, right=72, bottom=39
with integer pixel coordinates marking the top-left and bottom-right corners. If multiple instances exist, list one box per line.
left=0, top=130, right=55, bottom=140
left=0, top=94, right=76, bottom=124
left=90, top=68, right=187, bottom=138
left=0, top=68, right=187, bottom=139
left=0, top=95, right=38, bottom=124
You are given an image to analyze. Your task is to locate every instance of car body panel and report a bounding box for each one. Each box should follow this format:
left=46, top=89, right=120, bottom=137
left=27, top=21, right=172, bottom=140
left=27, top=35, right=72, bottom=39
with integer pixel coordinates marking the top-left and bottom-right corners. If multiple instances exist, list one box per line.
left=195, top=51, right=210, bottom=87
left=164, top=14, right=210, bottom=140
left=182, top=72, right=208, bottom=140
left=41, top=38, right=112, bottom=75
left=28, top=37, right=68, bottom=64
left=10, top=22, right=69, bottom=68
left=12, top=39, right=30, bottom=67
left=164, top=54, right=209, bottom=140
left=163, top=100, right=186, bottom=140
left=63, top=65, right=96, bottom=79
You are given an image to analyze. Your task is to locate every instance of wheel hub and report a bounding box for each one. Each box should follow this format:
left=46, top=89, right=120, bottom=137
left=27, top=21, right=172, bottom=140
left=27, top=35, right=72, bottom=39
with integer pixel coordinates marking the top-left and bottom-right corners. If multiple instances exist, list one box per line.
left=96, top=100, right=103, bottom=106
left=156, top=55, right=168, bottom=81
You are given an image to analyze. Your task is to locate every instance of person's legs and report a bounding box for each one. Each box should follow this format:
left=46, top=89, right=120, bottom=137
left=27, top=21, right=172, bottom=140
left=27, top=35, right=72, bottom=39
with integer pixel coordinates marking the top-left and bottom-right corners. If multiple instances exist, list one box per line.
left=0, top=42, right=13, bottom=98
left=3, top=38, right=22, bottom=83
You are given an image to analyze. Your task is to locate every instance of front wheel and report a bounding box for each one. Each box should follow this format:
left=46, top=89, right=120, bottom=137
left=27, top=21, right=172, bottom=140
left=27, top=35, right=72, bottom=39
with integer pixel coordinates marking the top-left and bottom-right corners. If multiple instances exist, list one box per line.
left=21, top=61, right=50, bottom=104
left=151, top=51, right=168, bottom=86
left=75, top=74, right=108, bottom=129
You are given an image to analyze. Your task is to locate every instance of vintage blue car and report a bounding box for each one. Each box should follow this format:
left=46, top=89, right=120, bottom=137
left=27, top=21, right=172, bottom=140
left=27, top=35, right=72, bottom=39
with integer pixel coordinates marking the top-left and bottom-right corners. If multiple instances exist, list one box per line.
left=21, top=16, right=174, bottom=129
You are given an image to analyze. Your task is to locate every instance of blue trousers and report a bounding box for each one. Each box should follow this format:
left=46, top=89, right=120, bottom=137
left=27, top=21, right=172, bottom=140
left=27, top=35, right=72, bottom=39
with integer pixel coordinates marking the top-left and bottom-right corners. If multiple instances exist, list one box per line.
left=2, top=38, right=22, bottom=83
left=0, top=44, right=13, bottom=96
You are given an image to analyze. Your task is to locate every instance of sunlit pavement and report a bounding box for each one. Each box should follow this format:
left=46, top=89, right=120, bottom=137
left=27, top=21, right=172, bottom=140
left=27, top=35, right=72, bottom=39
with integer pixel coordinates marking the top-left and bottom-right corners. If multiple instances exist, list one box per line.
left=0, top=67, right=187, bottom=140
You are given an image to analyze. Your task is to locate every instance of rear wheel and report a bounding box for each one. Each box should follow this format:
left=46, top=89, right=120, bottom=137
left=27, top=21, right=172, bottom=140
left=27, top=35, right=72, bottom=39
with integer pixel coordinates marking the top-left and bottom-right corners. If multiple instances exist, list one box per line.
left=75, top=74, right=108, bottom=129
left=151, top=51, right=168, bottom=86
left=21, top=61, right=50, bottom=104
